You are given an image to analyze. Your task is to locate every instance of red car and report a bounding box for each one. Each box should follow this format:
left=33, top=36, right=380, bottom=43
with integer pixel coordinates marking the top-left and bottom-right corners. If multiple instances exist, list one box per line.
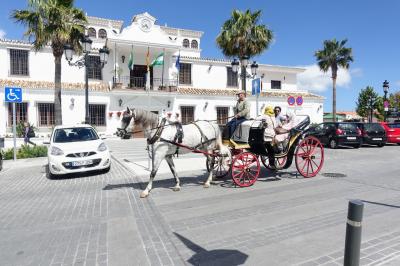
left=380, top=122, right=400, bottom=144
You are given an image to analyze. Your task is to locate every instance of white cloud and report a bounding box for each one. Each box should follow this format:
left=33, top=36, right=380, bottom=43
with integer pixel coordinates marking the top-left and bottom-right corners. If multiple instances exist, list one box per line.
left=0, top=29, right=5, bottom=39
left=297, top=64, right=352, bottom=92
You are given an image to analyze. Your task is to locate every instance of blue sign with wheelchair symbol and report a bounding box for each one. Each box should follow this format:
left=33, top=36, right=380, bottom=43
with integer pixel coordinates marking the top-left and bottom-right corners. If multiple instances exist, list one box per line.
left=5, top=87, right=22, bottom=103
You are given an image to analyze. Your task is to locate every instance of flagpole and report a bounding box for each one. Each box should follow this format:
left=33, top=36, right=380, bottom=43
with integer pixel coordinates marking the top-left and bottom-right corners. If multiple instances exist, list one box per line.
left=176, top=50, right=180, bottom=88
left=161, top=48, right=165, bottom=89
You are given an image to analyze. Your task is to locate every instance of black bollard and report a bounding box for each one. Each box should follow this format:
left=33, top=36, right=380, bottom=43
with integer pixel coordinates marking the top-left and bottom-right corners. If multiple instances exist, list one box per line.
left=344, top=199, right=364, bottom=266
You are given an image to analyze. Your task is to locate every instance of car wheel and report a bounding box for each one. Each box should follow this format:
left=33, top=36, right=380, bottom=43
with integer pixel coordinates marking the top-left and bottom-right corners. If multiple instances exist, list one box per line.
left=329, top=139, right=337, bottom=149
left=397, top=143, right=400, bottom=146
left=353, top=144, right=361, bottom=149
left=46, top=165, right=57, bottom=179
left=377, top=143, right=385, bottom=147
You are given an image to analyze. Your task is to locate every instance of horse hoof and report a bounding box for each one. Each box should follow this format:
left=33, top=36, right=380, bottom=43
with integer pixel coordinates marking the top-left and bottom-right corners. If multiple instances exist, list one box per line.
left=140, top=191, right=149, bottom=198
left=203, top=183, right=210, bottom=188
left=172, top=187, right=181, bottom=192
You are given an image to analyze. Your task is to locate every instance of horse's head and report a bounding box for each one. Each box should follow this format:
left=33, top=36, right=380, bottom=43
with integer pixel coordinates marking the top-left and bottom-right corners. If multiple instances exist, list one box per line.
left=116, top=107, right=136, bottom=138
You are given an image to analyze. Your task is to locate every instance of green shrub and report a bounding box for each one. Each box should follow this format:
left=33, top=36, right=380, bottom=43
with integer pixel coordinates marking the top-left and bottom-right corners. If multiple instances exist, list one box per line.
left=2, top=145, right=48, bottom=160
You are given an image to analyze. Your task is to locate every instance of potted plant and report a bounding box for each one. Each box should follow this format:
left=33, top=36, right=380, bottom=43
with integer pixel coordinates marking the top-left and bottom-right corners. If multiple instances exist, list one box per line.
left=108, top=112, right=113, bottom=118
left=116, top=111, right=122, bottom=117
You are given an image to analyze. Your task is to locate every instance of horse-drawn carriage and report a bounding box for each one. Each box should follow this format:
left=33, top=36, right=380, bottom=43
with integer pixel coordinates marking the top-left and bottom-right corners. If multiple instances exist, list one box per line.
left=118, top=108, right=324, bottom=197
left=207, top=115, right=325, bottom=187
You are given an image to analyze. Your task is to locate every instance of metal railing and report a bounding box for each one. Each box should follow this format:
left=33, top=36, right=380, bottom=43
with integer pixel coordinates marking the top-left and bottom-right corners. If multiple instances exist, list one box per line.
left=113, top=76, right=178, bottom=91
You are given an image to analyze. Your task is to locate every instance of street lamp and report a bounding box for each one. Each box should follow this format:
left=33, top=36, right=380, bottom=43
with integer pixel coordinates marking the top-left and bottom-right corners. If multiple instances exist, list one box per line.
left=64, top=35, right=109, bottom=124
left=251, top=61, right=258, bottom=77
left=231, top=56, right=251, bottom=91
left=383, top=80, right=389, bottom=122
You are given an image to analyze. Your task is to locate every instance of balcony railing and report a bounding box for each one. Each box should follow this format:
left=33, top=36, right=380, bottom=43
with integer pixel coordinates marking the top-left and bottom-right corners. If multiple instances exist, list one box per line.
left=113, top=76, right=178, bottom=91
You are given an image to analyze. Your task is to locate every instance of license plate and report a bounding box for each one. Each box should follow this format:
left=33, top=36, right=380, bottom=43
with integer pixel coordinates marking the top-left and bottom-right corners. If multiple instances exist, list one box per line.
left=72, top=160, right=93, bottom=167
left=372, top=138, right=382, bottom=141
left=347, top=137, right=356, bottom=140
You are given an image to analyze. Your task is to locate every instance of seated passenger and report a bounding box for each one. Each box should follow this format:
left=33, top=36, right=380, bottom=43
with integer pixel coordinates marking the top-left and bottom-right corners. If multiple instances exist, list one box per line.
left=227, top=91, right=251, bottom=138
left=256, top=106, right=277, bottom=141
left=275, top=111, right=297, bottom=152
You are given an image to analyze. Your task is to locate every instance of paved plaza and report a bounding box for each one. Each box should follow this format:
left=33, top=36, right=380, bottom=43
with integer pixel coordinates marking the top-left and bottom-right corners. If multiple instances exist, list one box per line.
left=1, top=139, right=400, bottom=265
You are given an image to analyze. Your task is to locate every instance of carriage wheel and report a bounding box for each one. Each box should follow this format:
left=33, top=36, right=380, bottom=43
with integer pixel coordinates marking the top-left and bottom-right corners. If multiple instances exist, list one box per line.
left=231, top=152, right=260, bottom=187
left=295, top=136, right=324, bottom=178
left=206, top=150, right=232, bottom=178
left=260, top=155, right=287, bottom=170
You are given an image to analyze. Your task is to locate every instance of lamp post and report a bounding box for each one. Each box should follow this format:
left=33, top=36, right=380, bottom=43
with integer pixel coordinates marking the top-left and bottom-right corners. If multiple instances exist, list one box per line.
left=64, top=35, right=109, bottom=124
left=383, top=80, right=389, bottom=122
left=369, top=95, right=374, bottom=123
left=231, top=56, right=250, bottom=91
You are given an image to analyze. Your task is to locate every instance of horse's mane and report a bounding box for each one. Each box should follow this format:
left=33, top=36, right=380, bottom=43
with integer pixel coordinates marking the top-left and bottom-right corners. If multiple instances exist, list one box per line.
left=134, top=108, right=159, bottom=128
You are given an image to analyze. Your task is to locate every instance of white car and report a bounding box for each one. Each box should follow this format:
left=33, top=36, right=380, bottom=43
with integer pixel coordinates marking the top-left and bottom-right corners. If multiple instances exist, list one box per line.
left=47, top=125, right=111, bottom=177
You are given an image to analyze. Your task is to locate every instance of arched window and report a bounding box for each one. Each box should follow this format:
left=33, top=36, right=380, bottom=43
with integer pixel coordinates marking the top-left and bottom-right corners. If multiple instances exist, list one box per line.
left=88, top=28, right=96, bottom=38
left=191, top=40, right=198, bottom=49
left=98, top=29, right=107, bottom=39
left=182, top=39, right=189, bottom=48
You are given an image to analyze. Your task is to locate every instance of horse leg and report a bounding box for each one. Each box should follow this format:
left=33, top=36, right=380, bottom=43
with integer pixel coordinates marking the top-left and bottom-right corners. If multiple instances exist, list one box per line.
left=204, top=155, right=215, bottom=188
left=140, top=150, right=164, bottom=198
left=165, top=155, right=181, bottom=192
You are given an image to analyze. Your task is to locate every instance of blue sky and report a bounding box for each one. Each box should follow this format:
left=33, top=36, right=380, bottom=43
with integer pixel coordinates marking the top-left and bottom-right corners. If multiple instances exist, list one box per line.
left=1, top=0, right=400, bottom=111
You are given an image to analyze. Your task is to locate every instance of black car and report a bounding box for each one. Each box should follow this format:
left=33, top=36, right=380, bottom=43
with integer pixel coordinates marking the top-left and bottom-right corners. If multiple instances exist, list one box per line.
left=308, top=122, right=362, bottom=149
left=355, top=122, right=386, bottom=147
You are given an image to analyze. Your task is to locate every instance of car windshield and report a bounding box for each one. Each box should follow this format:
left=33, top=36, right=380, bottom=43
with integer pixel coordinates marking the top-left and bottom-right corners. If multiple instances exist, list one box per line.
left=338, top=123, right=357, bottom=131
left=365, top=123, right=384, bottom=131
left=388, top=123, right=400, bottom=129
left=53, top=127, right=99, bottom=143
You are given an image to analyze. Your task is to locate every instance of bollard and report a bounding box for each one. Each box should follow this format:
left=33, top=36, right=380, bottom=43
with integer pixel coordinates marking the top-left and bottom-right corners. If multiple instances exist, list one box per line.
left=344, top=199, right=364, bottom=266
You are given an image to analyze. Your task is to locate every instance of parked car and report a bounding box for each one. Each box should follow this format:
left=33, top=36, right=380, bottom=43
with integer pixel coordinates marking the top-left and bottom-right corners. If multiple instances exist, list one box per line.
left=380, top=122, right=400, bottom=145
left=46, top=125, right=111, bottom=178
left=308, top=122, right=362, bottom=149
left=354, top=122, right=386, bottom=147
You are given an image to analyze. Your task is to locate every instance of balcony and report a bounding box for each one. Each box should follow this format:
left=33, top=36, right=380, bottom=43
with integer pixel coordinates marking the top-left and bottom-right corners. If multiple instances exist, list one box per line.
left=112, top=76, right=178, bottom=92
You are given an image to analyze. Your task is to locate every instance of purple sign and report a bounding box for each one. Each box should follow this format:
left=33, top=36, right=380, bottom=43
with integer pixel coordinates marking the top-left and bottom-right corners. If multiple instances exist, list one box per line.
left=296, top=96, right=303, bottom=106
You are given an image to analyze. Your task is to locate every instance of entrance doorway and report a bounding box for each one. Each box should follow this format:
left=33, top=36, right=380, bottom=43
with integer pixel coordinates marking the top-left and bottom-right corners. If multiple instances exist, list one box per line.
left=130, top=65, right=153, bottom=88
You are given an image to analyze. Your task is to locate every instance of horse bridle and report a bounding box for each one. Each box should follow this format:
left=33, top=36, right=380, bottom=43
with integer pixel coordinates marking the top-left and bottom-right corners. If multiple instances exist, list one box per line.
left=116, top=109, right=136, bottom=137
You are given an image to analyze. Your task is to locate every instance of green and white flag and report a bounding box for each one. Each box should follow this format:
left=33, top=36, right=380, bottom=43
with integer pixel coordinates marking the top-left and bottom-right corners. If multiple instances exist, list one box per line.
left=128, top=48, right=134, bottom=71
left=151, top=52, right=164, bottom=66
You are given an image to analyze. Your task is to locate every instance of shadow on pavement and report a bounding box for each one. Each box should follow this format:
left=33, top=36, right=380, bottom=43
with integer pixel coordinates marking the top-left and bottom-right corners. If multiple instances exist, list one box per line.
left=173, top=232, right=248, bottom=266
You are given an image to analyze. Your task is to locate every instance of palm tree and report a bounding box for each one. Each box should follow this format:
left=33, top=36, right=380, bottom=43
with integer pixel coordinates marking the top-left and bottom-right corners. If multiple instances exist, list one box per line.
left=315, top=39, right=353, bottom=122
left=216, top=9, right=273, bottom=91
left=12, top=0, right=87, bottom=125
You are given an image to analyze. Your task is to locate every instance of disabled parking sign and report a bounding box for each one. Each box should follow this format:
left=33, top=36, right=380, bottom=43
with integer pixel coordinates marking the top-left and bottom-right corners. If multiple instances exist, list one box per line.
left=5, top=87, right=23, bottom=103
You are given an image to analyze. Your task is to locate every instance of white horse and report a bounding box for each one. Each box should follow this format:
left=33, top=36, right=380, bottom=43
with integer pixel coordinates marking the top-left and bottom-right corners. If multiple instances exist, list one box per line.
left=117, top=107, right=229, bottom=198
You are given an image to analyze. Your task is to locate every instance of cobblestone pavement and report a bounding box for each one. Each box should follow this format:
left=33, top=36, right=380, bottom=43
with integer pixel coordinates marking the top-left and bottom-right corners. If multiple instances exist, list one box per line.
left=1, top=140, right=400, bottom=265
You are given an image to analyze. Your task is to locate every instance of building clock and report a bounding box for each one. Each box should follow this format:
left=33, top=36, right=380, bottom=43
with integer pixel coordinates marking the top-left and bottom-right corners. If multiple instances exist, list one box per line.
left=140, top=18, right=152, bottom=32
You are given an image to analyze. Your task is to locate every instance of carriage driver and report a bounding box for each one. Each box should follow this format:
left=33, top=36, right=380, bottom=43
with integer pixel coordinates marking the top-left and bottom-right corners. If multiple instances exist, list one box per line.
left=227, top=91, right=251, bottom=137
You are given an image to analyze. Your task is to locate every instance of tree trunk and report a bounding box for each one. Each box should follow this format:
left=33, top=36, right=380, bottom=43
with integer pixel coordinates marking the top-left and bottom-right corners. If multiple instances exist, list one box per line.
left=54, top=56, right=63, bottom=125
left=332, top=77, right=337, bottom=122
left=241, top=65, right=246, bottom=91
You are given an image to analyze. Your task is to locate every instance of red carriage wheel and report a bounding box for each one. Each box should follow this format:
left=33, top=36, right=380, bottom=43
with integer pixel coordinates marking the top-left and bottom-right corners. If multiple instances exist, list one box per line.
left=260, top=155, right=287, bottom=170
left=231, top=152, right=260, bottom=187
left=295, top=136, right=324, bottom=178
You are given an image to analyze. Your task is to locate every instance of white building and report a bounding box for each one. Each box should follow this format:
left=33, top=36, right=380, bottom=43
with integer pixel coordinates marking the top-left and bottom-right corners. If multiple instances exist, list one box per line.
left=0, top=12, right=324, bottom=137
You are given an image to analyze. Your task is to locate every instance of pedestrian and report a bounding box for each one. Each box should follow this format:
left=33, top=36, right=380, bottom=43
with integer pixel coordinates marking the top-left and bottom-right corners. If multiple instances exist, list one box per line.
left=226, top=91, right=251, bottom=137
left=23, top=122, right=36, bottom=146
